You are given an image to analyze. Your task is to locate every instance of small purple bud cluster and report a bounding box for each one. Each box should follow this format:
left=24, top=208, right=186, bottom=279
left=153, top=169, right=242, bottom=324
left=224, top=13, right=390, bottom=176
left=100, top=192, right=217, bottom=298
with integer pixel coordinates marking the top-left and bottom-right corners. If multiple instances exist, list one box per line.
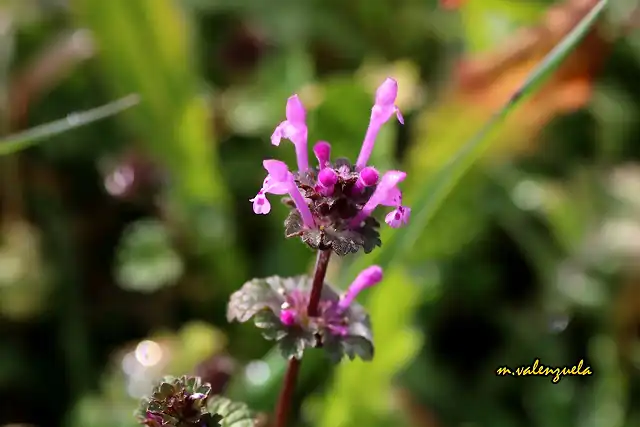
left=278, top=265, right=383, bottom=337
left=250, top=78, right=411, bottom=256
left=227, top=267, right=379, bottom=361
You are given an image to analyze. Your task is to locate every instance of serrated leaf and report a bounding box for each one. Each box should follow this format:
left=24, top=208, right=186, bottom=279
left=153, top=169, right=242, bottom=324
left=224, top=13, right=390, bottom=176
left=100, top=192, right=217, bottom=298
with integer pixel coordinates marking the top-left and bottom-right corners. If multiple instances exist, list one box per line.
left=226, top=277, right=288, bottom=323
left=229, top=275, right=374, bottom=361
left=185, top=376, right=197, bottom=390
left=322, top=300, right=374, bottom=363
left=277, top=326, right=316, bottom=360
left=158, top=382, right=176, bottom=399
left=207, top=396, right=256, bottom=427
left=228, top=276, right=319, bottom=359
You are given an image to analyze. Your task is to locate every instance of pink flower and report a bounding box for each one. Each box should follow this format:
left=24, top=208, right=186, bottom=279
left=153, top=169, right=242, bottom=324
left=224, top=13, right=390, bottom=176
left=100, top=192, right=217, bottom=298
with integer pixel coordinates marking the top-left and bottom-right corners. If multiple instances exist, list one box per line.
left=352, top=166, right=379, bottom=193
left=250, top=159, right=315, bottom=228
left=338, top=265, right=384, bottom=311
left=249, top=174, right=288, bottom=215
left=385, top=205, right=411, bottom=228
left=313, top=141, right=332, bottom=170
left=317, top=168, right=338, bottom=196
left=355, top=78, right=404, bottom=170
left=280, top=308, right=296, bottom=326
left=350, top=170, right=408, bottom=228
left=271, top=95, right=309, bottom=172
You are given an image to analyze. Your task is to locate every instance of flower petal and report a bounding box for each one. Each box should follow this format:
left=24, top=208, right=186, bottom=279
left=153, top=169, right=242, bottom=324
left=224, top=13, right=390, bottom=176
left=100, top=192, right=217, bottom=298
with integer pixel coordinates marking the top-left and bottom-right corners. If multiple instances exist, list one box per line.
left=286, top=95, right=306, bottom=123
left=263, top=159, right=290, bottom=182
left=250, top=194, right=272, bottom=214
left=375, top=78, right=399, bottom=106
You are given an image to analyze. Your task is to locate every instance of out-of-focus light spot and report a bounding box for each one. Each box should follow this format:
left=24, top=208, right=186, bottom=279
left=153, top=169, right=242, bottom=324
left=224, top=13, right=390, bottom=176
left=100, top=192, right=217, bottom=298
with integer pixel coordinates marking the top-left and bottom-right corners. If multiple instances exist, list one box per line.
left=126, top=379, right=152, bottom=399
left=121, top=351, right=139, bottom=376
left=104, top=165, right=135, bottom=196
left=244, top=360, right=271, bottom=386
left=548, top=314, right=570, bottom=333
left=512, top=180, right=545, bottom=211
left=557, top=267, right=604, bottom=307
left=0, top=254, right=23, bottom=286
left=228, top=101, right=268, bottom=134
left=70, top=29, right=95, bottom=58
left=135, top=340, right=163, bottom=367
left=601, top=220, right=640, bottom=255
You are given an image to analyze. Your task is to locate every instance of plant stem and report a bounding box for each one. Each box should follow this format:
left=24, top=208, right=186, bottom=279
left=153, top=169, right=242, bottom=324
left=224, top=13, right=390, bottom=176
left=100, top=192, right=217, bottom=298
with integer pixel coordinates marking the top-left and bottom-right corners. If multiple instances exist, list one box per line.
left=307, top=249, right=332, bottom=317
left=274, top=358, right=301, bottom=427
left=273, top=249, right=332, bottom=427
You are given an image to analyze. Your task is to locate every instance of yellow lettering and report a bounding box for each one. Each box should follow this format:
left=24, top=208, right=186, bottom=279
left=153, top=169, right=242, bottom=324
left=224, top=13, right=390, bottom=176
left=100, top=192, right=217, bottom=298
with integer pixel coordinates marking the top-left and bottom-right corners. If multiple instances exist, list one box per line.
left=532, top=359, right=540, bottom=373
left=496, top=359, right=594, bottom=382
left=496, top=367, right=511, bottom=375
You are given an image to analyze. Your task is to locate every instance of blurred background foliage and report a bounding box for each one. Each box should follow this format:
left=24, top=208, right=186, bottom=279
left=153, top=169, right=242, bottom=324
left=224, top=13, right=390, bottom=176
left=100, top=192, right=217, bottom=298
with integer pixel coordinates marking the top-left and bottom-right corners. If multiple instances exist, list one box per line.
left=1, top=0, right=640, bottom=426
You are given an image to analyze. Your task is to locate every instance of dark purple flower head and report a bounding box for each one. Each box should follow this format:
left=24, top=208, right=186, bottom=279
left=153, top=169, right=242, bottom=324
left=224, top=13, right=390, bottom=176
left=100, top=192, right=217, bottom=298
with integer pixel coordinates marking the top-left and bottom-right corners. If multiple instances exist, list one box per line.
left=227, top=267, right=382, bottom=362
left=251, top=78, right=410, bottom=256
left=135, top=376, right=223, bottom=427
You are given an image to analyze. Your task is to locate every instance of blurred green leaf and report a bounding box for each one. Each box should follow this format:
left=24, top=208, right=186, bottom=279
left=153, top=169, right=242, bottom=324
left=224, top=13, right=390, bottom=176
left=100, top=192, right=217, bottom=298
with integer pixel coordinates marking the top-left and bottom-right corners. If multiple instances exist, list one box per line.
left=115, top=219, right=184, bottom=293
left=459, top=0, right=545, bottom=53
left=72, top=0, right=246, bottom=285
left=207, top=395, right=255, bottom=427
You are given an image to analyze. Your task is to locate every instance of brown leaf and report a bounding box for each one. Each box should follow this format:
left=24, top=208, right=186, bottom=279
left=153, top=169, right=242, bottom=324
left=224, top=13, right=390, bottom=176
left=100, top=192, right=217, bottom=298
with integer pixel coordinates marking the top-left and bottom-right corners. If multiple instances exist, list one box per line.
left=453, top=0, right=611, bottom=145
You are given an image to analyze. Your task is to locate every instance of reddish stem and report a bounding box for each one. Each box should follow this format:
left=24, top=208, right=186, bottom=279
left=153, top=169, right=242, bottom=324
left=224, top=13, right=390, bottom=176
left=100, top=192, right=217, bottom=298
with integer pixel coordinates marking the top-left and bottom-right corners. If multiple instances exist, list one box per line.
left=273, top=249, right=332, bottom=427
left=307, top=249, right=332, bottom=317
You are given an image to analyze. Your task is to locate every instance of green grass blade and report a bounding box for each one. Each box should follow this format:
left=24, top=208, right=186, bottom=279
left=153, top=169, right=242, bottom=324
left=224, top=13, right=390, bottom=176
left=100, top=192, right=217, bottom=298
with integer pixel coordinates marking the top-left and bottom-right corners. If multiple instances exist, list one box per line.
left=0, top=94, right=139, bottom=156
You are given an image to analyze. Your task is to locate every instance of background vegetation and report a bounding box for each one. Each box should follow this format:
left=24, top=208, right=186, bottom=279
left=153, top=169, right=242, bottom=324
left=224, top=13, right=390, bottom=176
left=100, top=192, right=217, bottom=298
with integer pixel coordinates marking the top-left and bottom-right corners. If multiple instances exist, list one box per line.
left=1, top=0, right=639, bottom=426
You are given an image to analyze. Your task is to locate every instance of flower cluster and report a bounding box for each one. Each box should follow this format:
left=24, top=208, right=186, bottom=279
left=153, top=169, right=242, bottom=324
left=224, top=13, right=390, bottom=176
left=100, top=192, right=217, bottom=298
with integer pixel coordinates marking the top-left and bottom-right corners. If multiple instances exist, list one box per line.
left=227, top=265, right=383, bottom=361
left=250, top=78, right=410, bottom=256
left=222, top=77, right=411, bottom=426
left=136, top=375, right=257, bottom=427
left=136, top=375, right=222, bottom=427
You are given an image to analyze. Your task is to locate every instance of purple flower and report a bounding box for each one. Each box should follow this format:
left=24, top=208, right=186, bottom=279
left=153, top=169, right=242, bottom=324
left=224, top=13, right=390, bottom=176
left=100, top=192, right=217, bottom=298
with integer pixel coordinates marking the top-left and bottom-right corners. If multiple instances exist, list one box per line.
left=385, top=205, right=411, bottom=228
left=279, top=308, right=296, bottom=326
left=350, top=170, right=407, bottom=228
left=313, top=141, right=332, bottom=170
left=338, top=265, right=383, bottom=311
left=249, top=174, right=288, bottom=215
left=317, top=168, right=338, bottom=196
left=253, top=77, right=409, bottom=256
left=271, top=95, right=309, bottom=172
left=229, top=274, right=375, bottom=361
left=352, top=166, right=379, bottom=194
left=355, top=78, right=404, bottom=171
left=275, top=266, right=382, bottom=330
left=251, top=159, right=315, bottom=228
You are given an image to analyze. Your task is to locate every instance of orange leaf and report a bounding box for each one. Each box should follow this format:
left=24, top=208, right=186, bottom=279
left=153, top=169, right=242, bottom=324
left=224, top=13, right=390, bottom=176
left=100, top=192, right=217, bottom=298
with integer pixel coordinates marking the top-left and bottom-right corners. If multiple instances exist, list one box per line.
left=453, top=0, right=611, bottom=147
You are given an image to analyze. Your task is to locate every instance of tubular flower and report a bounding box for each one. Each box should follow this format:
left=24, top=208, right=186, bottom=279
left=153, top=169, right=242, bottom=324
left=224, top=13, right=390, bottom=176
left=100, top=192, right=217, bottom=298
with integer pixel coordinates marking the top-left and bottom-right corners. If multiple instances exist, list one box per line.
left=252, top=78, right=409, bottom=256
